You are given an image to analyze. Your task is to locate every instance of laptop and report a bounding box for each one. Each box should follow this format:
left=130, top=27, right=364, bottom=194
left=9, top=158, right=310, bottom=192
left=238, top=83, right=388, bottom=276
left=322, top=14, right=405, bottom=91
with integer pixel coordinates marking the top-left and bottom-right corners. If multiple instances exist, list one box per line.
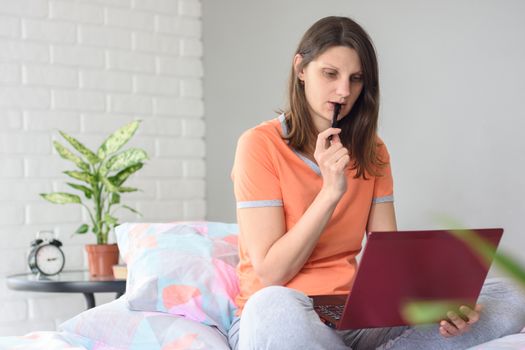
left=312, top=228, right=503, bottom=330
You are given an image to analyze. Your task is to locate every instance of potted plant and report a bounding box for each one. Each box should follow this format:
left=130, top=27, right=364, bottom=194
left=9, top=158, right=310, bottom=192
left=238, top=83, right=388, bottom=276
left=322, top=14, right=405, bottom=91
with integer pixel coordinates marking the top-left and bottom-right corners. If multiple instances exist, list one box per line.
left=40, top=120, right=148, bottom=276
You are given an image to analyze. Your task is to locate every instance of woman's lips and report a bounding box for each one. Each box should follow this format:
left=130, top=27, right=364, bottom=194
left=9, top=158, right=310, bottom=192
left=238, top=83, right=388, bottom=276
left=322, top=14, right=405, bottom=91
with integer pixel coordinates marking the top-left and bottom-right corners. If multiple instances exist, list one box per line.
left=329, top=101, right=346, bottom=112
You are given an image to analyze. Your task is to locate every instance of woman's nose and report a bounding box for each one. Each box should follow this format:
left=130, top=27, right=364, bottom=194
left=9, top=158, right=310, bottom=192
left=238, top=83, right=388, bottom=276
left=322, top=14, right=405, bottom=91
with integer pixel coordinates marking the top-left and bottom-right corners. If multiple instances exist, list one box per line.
left=336, top=78, right=351, bottom=99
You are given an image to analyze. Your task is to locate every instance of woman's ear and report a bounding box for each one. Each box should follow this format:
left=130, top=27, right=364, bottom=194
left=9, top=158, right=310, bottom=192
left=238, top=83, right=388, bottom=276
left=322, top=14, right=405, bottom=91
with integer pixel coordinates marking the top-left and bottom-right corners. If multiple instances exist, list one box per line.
left=294, top=54, right=304, bottom=81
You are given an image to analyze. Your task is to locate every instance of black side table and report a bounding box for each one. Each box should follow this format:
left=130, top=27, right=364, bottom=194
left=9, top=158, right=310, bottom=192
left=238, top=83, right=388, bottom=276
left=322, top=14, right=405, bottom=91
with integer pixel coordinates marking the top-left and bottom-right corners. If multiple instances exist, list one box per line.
left=6, top=270, right=126, bottom=309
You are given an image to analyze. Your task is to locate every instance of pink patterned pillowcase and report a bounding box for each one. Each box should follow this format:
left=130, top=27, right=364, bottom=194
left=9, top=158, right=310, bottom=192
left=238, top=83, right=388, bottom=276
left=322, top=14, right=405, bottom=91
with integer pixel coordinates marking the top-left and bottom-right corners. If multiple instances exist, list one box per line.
left=59, top=296, right=230, bottom=349
left=114, top=221, right=239, bottom=335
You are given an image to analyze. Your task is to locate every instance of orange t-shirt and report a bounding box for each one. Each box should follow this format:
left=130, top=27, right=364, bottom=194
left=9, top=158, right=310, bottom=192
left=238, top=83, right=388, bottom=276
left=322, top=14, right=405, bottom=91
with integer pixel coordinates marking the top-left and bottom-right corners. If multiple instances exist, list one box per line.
left=231, top=114, right=394, bottom=313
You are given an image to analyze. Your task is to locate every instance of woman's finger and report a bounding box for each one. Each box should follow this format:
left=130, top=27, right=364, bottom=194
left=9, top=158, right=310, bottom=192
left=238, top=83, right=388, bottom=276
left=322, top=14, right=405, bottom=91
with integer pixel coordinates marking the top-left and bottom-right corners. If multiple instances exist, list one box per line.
left=321, top=145, right=348, bottom=169
left=329, top=145, right=348, bottom=160
left=439, top=324, right=453, bottom=338
left=439, top=320, right=459, bottom=337
left=316, top=128, right=341, bottom=151
left=460, top=305, right=481, bottom=325
left=334, top=154, right=350, bottom=172
left=329, top=132, right=342, bottom=145
left=447, top=311, right=468, bottom=330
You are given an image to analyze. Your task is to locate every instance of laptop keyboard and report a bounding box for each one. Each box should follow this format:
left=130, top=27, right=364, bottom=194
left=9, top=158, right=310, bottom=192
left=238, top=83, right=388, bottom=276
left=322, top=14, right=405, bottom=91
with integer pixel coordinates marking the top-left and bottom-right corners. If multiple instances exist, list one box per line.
left=314, top=304, right=344, bottom=320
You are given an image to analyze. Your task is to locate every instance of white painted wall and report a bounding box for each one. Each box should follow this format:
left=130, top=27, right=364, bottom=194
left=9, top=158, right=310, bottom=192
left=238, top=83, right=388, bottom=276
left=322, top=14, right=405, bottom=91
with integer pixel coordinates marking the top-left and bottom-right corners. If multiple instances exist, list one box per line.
left=0, top=0, right=204, bottom=335
left=203, top=1, right=525, bottom=268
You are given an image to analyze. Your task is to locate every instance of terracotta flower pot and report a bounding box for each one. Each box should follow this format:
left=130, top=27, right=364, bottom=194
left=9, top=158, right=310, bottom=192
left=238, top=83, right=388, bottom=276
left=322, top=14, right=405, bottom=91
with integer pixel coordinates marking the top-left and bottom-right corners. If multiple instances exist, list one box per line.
left=85, top=244, right=119, bottom=277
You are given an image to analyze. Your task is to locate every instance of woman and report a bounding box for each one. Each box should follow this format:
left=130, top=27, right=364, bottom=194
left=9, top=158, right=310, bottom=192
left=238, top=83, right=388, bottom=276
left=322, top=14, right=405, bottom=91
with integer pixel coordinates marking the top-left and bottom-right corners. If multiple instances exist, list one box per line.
left=228, top=16, right=525, bottom=349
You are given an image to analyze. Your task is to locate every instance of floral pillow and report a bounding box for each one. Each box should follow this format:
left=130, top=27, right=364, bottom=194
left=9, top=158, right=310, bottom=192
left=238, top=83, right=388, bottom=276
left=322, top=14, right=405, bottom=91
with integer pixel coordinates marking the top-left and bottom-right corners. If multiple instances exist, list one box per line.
left=114, top=221, right=240, bottom=335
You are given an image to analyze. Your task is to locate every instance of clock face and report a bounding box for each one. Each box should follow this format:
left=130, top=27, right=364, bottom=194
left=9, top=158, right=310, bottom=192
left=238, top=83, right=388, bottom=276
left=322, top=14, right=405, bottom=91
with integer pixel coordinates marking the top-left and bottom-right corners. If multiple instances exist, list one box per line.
left=35, top=244, right=65, bottom=275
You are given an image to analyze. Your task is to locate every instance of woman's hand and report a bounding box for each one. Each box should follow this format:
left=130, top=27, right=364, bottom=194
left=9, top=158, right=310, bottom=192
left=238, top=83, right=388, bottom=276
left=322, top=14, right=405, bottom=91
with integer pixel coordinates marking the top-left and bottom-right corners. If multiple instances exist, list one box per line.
left=314, top=128, right=350, bottom=201
left=439, top=304, right=482, bottom=337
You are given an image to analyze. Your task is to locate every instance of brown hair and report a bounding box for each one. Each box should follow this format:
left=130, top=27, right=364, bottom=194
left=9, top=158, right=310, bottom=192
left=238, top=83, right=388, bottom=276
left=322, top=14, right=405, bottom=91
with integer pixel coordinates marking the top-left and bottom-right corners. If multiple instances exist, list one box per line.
left=284, top=16, right=384, bottom=178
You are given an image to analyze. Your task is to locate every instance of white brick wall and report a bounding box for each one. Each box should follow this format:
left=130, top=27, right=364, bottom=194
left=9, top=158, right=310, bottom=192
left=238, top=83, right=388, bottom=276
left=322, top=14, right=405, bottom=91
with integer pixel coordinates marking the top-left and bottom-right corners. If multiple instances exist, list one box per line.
left=0, top=0, right=204, bottom=336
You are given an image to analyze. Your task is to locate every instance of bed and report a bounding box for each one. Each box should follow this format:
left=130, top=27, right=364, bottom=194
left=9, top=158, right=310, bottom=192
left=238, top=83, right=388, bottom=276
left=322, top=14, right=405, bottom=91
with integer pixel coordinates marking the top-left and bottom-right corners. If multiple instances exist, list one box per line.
left=0, top=221, right=523, bottom=350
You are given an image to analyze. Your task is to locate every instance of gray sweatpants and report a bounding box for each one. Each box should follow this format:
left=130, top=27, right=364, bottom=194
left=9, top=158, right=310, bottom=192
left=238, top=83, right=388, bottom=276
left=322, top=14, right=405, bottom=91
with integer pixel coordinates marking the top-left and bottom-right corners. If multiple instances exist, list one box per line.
left=228, top=278, right=525, bottom=350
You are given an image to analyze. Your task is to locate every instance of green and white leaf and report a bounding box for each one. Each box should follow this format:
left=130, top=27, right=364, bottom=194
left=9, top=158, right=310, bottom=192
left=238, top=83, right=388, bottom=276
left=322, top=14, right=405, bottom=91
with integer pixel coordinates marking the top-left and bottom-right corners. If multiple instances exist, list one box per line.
left=110, top=193, right=120, bottom=205
left=101, top=176, right=119, bottom=193
left=108, top=163, right=143, bottom=187
left=118, top=187, right=138, bottom=193
left=97, top=120, right=140, bottom=160
left=53, top=141, right=90, bottom=171
left=105, top=148, right=148, bottom=173
left=104, top=213, right=118, bottom=226
left=40, top=192, right=81, bottom=204
left=122, top=205, right=142, bottom=216
left=59, top=131, right=100, bottom=165
left=67, top=182, right=93, bottom=199
left=98, top=164, right=108, bottom=177
left=75, top=224, right=89, bottom=234
left=64, top=171, right=95, bottom=185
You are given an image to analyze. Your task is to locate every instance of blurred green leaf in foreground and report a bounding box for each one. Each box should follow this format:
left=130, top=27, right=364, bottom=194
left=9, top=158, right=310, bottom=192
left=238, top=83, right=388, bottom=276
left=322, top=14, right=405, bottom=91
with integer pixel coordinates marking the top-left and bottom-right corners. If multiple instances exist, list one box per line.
left=402, top=216, right=525, bottom=325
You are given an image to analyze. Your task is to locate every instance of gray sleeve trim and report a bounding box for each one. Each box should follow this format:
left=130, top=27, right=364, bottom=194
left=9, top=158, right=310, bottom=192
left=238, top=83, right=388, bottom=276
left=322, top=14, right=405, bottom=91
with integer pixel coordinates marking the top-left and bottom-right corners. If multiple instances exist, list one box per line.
left=373, top=195, right=394, bottom=204
left=237, top=200, right=284, bottom=209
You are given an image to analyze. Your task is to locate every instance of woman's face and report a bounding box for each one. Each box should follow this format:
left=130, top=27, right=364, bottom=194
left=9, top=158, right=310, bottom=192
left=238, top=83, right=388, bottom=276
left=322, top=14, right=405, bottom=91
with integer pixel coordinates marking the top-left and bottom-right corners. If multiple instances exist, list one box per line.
left=295, top=45, right=364, bottom=132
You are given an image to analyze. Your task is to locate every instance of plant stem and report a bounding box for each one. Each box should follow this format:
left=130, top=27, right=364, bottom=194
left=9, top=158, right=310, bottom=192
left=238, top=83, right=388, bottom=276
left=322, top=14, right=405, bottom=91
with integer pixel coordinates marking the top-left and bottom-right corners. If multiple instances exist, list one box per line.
left=94, top=165, right=104, bottom=244
left=81, top=203, right=96, bottom=229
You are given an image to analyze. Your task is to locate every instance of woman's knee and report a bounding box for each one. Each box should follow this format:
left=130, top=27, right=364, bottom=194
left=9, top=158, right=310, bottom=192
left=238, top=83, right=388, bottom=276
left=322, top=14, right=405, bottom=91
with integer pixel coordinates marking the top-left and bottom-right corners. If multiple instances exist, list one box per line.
left=239, top=287, right=314, bottom=347
left=482, top=277, right=525, bottom=304
left=242, top=286, right=311, bottom=319
left=479, top=277, right=525, bottom=334
left=238, top=286, right=348, bottom=349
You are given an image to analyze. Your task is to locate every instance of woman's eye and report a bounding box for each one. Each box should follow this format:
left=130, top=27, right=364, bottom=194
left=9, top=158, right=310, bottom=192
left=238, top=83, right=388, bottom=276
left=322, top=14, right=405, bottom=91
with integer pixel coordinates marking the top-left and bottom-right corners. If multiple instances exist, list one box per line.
left=351, top=75, right=363, bottom=82
left=323, top=70, right=337, bottom=78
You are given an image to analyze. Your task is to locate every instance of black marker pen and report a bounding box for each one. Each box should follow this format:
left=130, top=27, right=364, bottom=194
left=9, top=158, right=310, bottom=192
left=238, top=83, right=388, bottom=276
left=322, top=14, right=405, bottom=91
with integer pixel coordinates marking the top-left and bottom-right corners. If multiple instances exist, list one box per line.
left=332, top=103, right=341, bottom=129
left=329, top=103, right=341, bottom=142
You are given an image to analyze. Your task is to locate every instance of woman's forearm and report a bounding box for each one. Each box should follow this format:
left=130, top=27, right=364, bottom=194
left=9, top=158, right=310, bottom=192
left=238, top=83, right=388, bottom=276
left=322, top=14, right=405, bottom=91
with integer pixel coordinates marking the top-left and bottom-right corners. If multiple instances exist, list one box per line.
left=255, top=189, right=340, bottom=286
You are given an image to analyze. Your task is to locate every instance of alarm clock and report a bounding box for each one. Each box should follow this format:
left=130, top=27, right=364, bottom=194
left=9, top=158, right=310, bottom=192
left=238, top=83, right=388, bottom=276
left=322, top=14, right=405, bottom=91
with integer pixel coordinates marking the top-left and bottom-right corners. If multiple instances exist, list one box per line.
left=28, top=231, right=65, bottom=276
